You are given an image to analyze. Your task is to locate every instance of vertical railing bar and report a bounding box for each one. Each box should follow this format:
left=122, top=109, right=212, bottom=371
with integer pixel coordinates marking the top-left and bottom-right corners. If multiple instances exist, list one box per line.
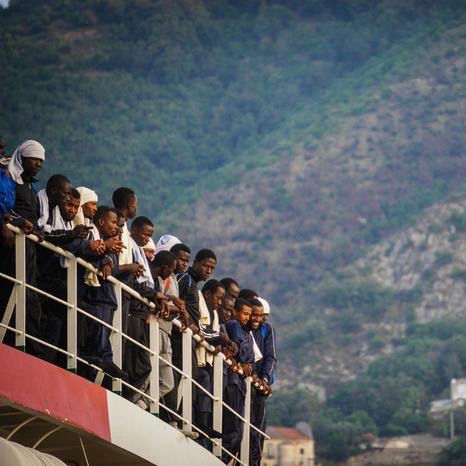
left=112, top=283, right=123, bottom=394
left=0, top=288, right=16, bottom=343
left=67, top=257, right=78, bottom=372
left=149, top=314, right=160, bottom=415
left=212, top=352, right=224, bottom=458
left=181, top=329, right=193, bottom=432
left=240, top=377, right=252, bottom=465
left=15, top=232, right=26, bottom=351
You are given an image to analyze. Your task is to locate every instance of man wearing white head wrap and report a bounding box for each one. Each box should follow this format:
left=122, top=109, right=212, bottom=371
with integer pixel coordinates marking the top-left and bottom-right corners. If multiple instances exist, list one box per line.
left=0, top=139, right=46, bottom=356
left=72, top=186, right=98, bottom=227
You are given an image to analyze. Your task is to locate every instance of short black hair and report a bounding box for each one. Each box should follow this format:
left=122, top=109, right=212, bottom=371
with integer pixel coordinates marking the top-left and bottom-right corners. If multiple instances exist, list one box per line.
left=238, top=289, right=258, bottom=302
left=94, top=205, right=116, bottom=224
left=234, top=298, right=251, bottom=311
left=70, top=187, right=80, bottom=200
left=46, top=174, right=70, bottom=192
left=250, top=298, right=263, bottom=308
left=153, top=250, right=176, bottom=268
left=202, top=279, right=225, bottom=295
left=171, top=243, right=191, bottom=255
left=220, top=277, right=239, bottom=290
left=131, top=216, right=153, bottom=229
left=194, top=248, right=217, bottom=262
left=112, top=187, right=135, bottom=210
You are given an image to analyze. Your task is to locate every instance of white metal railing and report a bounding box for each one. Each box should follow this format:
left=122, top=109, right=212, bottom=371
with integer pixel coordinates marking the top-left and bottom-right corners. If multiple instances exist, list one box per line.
left=0, top=224, right=269, bottom=465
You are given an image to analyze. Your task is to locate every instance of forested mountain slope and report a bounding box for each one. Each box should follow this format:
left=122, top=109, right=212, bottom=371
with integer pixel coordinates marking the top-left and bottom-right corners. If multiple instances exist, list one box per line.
left=3, top=1, right=466, bottom=437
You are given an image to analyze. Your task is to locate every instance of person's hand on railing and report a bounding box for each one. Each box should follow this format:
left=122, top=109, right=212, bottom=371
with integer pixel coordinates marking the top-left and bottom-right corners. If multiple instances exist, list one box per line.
left=100, top=258, right=114, bottom=279
left=72, top=224, right=91, bottom=240
left=1, top=223, right=16, bottom=247
left=19, top=218, right=35, bottom=235
left=33, top=228, right=45, bottom=242
left=104, top=236, right=125, bottom=254
left=88, top=239, right=106, bottom=255
left=171, top=296, right=186, bottom=313
left=222, top=339, right=238, bottom=359
left=239, top=363, right=253, bottom=378
left=127, top=262, right=145, bottom=277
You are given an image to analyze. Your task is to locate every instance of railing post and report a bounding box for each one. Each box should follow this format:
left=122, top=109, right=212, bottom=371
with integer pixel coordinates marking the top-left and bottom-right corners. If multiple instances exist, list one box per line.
left=15, top=231, right=26, bottom=351
left=149, top=313, right=160, bottom=415
left=240, top=377, right=252, bottom=465
left=212, top=352, right=224, bottom=458
left=181, top=329, right=193, bottom=432
left=111, top=283, right=123, bottom=394
left=67, top=257, right=78, bottom=372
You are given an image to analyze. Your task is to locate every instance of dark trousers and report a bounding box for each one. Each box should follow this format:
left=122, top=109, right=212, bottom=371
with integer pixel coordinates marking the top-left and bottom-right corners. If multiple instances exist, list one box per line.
left=250, top=389, right=267, bottom=466
left=222, top=383, right=245, bottom=464
left=40, top=296, right=67, bottom=367
left=123, top=314, right=151, bottom=400
left=0, top=241, right=43, bottom=357
left=79, top=303, right=114, bottom=362
left=195, top=364, right=213, bottom=449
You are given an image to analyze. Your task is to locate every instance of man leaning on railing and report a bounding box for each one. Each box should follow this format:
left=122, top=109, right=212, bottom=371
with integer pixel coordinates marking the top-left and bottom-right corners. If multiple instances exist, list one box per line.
left=0, top=139, right=46, bottom=357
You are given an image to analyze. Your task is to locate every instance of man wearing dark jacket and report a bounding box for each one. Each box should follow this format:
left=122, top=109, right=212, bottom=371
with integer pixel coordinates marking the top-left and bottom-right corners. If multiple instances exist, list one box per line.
left=249, top=298, right=277, bottom=466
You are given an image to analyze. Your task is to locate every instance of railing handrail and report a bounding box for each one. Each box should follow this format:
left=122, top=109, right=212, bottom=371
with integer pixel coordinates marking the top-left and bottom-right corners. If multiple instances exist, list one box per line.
left=1, top=224, right=270, bottom=465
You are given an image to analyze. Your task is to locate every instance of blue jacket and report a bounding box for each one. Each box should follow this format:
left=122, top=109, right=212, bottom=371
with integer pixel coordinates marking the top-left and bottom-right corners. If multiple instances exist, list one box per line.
left=252, top=322, right=277, bottom=384
left=0, top=168, right=16, bottom=219
left=225, top=319, right=254, bottom=393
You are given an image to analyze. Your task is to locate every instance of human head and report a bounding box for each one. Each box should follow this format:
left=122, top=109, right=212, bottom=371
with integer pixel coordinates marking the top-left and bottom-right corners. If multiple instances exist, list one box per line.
left=94, top=206, right=118, bottom=239
left=61, top=188, right=81, bottom=221
left=130, top=216, right=154, bottom=247
left=170, top=243, right=191, bottom=274
left=238, top=288, right=258, bottom=303
left=8, top=140, right=45, bottom=182
left=218, top=295, right=234, bottom=324
left=143, top=237, right=156, bottom=262
left=232, top=298, right=252, bottom=327
left=154, top=234, right=181, bottom=254
left=249, top=298, right=264, bottom=330
left=46, top=174, right=72, bottom=206
left=192, top=249, right=217, bottom=281
left=153, top=250, right=177, bottom=280
left=220, top=277, right=240, bottom=300
left=112, top=187, right=137, bottom=219
left=77, top=187, right=98, bottom=220
left=202, top=279, right=225, bottom=312
left=258, top=297, right=270, bottom=322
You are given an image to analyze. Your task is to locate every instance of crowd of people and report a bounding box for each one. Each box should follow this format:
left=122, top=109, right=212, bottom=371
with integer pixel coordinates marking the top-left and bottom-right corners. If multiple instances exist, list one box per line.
left=0, top=139, right=278, bottom=465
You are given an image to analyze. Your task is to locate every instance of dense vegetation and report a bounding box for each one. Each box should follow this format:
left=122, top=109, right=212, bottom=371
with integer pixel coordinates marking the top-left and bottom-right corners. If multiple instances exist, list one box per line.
left=270, top=318, right=466, bottom=461
left=3, top=2, right=466, bottom=463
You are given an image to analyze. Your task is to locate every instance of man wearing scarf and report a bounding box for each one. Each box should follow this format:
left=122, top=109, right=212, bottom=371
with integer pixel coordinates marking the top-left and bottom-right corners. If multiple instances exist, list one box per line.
left=72, top=186, right=98, bottom=227
left=0, top=140, right=46, bottom=356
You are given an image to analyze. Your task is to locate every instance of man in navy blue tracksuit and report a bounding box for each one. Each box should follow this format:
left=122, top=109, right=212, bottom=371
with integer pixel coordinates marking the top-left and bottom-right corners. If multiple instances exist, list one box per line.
left=222, top=298, right=254, bottom=464
left=249, top=298, right=277, bottom=466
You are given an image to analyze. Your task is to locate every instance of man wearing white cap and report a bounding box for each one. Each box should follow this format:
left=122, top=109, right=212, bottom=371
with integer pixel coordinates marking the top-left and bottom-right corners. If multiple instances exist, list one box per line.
left=72, top=186, right=98, bottom=227
left=0, top=140, right=46, bottom=356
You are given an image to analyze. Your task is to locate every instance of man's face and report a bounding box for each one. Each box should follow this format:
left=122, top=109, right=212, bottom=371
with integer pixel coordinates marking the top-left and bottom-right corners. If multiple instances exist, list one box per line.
left=99, top=211, right=118, bottom=238
left=204, top=286, right=225, bottom=312
left=53, top=181, right=72, bottom=205
left=144, top=248, right=155, bottom=262
left=219, top=297, right=234, bottom=323
left=193, top=257, right=216, bottom=281
left=262, top=313, right=269, bottom=323
left=227, top=283, right=240, bottom=299
left=249, top=305, right=264, bottom=330
left=21, top=157, right=44, bottom=178
left=234, top=304, right=252, bottom=326
left=174, top=250, right=190, bottom=274
left=82, top=201, right=98, bottom=219
left=127, top=195, right=138, bottom=219
left=160, top=260, right=177, bottom=280
left=131, top=224, right=154, bottom=247
left=61, top=197, right=80, bottom=221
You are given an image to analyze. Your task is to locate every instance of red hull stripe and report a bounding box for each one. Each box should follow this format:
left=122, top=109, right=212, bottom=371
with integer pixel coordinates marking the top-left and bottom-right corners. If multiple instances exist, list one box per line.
left=0, top=344, right=111, bottom=442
